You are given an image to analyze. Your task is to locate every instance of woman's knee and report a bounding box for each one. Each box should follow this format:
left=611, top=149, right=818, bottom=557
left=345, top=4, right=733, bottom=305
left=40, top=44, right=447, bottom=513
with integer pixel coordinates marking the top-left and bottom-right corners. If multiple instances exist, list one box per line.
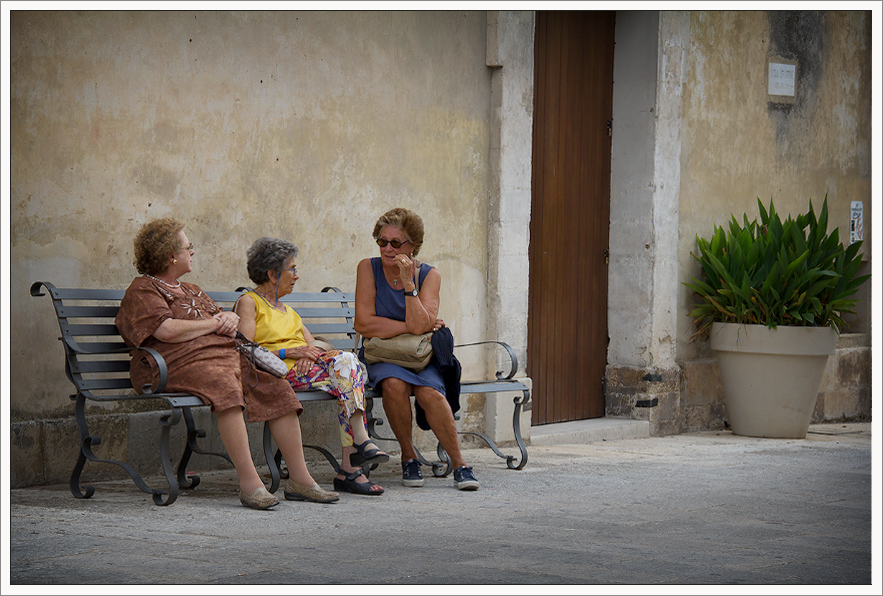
left=414, top=387, right=448, bottom=410
left=380, top=377, right=411, bottom=399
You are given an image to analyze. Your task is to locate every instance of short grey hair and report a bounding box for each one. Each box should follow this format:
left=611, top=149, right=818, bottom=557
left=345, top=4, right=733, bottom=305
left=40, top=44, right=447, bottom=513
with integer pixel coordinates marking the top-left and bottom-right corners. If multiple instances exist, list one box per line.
left=246, top=237, right=299, bottom=284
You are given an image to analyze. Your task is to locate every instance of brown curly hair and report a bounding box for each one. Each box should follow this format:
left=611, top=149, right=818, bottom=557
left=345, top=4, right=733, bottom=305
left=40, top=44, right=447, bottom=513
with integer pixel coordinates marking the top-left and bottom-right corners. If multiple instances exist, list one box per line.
left=133, top=218, right=185, bottom=275
left=372, top=207, right=424, bottom=256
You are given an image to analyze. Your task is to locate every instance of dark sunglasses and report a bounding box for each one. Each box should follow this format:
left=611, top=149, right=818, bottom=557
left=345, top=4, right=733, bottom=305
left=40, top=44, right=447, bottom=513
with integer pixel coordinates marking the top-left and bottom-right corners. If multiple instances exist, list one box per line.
left=376, top=238, right=411, bottom=249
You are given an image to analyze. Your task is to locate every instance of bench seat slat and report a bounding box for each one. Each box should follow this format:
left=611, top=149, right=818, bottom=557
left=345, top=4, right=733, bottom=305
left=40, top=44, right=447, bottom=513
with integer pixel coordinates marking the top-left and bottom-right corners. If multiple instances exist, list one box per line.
left=461, top=380, right=530, bottom=393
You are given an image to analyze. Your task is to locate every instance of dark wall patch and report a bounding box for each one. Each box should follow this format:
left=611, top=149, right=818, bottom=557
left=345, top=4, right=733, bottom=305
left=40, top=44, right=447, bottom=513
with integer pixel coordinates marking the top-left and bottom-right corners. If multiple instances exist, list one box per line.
left=767, top=11, right=827, bottom=144
left=767, top=11, right=826, bottom=111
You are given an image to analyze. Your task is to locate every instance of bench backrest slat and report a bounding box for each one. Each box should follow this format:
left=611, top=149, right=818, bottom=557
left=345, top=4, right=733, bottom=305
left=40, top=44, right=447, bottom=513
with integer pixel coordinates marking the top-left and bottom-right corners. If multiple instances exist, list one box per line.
left=57, top=305, right=122, bottom=318
left=62, top=323, right=122, bottom=336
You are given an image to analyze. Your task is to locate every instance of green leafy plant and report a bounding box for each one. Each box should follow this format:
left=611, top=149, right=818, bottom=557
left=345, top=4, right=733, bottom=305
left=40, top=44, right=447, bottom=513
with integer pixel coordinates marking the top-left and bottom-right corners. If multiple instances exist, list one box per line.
left=685, top=195, right=870, bottom=336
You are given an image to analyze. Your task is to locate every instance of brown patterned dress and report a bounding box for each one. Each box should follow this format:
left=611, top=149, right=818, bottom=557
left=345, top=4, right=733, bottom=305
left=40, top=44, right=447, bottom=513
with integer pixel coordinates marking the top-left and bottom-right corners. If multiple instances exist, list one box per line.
left=115, top=276, right=302, bottom=422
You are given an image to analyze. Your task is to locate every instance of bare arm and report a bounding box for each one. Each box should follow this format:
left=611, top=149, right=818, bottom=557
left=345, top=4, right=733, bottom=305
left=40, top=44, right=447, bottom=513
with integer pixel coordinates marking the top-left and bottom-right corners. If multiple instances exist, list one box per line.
left=233, top=294, right=258, bottom=341
left=409, top=267, right=438, bottom=334
left=354, top=257, right=438, bottom=338
left=153, top=311, right=239, bottom=343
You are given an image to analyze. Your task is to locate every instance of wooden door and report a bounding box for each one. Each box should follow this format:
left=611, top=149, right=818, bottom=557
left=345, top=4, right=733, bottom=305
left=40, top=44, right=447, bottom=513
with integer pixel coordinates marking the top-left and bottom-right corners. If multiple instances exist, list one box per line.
left=528, top=11, right=615, bottom=425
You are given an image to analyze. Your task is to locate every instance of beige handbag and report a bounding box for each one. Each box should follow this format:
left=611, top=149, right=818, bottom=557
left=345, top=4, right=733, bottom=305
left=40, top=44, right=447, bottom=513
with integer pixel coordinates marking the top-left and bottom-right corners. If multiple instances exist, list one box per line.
left=363, top=332, right=433, bottom=370
left=362, top=259, right=434, bottom=371
left=309, top=335, right=336, bottom=352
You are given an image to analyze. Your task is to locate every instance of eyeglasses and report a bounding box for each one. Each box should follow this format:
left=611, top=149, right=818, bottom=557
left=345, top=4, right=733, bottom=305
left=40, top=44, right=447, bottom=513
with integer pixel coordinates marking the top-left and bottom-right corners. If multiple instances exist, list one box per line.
left=376, top=238, right=411, bottom=249
left=281, top=266, right=298, bottom=276
left=178, top=243, right=195, bottom=252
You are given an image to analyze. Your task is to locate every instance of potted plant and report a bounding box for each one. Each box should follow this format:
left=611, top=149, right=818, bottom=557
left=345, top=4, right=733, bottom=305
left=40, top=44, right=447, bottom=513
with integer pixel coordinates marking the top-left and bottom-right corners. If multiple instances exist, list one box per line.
left=684, top=196, right=870, bottom=438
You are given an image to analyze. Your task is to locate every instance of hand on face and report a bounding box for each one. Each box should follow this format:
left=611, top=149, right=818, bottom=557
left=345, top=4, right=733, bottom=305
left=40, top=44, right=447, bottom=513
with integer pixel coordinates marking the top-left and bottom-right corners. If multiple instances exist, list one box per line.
left=395, top=253, right=415, bottom=281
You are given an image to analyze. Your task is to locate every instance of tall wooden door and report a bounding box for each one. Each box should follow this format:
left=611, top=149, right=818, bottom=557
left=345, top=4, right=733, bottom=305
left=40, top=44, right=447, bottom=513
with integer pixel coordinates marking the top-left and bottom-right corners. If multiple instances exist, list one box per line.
left=528, top=11, right=615, bottom=425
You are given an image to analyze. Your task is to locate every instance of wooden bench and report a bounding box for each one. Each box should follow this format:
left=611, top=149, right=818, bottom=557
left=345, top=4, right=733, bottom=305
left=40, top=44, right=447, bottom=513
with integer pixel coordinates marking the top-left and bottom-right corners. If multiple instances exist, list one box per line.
left=31, top=281, right=531, bottom=506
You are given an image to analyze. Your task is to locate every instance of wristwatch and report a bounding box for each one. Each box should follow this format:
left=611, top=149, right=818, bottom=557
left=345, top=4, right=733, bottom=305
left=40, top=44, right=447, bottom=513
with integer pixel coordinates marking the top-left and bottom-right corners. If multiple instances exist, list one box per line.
left=406, top=288, right=419, bottom=297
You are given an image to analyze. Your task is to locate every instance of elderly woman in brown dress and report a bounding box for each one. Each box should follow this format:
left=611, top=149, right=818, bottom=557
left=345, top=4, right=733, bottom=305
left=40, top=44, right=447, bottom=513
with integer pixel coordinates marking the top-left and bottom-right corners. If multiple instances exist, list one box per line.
left=115, top=218, right=339, bottom=509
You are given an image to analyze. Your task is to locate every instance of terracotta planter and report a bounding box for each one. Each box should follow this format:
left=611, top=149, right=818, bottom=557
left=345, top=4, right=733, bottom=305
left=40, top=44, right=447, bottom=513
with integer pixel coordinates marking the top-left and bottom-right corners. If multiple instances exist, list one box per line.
left=710, top=322, right=837, bottom=439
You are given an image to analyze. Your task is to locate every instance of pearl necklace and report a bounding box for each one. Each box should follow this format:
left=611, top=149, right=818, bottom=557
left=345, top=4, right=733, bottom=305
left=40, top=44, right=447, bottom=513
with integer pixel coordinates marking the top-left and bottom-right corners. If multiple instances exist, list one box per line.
left=145, top=274, right=181, bottom=289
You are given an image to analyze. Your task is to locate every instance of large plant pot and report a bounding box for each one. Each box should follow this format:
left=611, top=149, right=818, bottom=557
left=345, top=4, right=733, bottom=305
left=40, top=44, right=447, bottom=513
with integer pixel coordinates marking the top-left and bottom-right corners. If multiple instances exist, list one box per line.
left=710, top=322, right=837, bottom=439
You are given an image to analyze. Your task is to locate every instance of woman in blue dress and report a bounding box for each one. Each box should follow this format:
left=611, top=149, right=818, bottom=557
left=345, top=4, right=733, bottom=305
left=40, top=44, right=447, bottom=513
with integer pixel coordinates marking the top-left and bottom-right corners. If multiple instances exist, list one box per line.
left=355, top=207, right=479, bottom=491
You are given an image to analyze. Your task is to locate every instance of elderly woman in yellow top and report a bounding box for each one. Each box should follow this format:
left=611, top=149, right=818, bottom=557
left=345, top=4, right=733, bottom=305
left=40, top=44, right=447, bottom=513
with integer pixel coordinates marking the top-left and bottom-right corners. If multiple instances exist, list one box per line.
left=235, top=237, right=387, bottom=496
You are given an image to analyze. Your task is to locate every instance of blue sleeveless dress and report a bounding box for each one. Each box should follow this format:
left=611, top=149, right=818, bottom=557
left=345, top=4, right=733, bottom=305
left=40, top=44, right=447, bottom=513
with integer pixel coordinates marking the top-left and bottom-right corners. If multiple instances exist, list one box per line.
left=361, top=257, right=446, bottom=396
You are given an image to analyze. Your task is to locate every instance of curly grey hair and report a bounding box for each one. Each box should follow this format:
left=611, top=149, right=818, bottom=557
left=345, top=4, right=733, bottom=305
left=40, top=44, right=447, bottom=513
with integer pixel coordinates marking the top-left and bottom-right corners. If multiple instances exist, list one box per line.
left=246, top=237, right=299, bottom=284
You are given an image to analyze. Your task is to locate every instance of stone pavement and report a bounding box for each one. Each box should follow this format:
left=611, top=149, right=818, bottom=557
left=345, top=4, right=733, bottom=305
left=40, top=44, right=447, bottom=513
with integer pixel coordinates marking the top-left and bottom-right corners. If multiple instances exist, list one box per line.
left=5, top=422, right=878, bottom=590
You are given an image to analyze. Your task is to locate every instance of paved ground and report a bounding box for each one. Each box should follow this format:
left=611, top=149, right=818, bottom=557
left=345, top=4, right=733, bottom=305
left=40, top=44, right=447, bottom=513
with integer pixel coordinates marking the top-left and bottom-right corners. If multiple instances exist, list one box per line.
left=5, top=422, right=878, bottom=591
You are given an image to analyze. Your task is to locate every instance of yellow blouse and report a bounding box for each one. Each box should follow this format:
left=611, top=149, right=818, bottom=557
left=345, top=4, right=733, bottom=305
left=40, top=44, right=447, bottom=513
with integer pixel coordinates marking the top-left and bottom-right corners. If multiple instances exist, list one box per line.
left=245, top=290, right=307, bottom=370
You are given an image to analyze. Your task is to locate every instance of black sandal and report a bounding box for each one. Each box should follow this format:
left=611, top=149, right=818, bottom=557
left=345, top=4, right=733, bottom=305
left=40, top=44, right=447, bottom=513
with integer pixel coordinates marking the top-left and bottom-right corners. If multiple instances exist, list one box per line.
left=349, top=440, right=390, bottom=467
left=333, top=469, right=385, bottom=496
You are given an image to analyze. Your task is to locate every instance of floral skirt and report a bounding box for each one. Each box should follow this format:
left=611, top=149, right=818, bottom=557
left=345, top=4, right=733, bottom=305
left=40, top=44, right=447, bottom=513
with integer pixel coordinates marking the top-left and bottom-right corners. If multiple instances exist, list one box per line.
left=286, top=350, right=367, bottom=447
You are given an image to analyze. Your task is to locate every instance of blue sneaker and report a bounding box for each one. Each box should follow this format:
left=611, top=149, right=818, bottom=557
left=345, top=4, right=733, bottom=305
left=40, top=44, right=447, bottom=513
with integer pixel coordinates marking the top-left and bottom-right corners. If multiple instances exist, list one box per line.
left=453, top=466, right=479, bottom=491
left=402, top=459, right=424, bottom=487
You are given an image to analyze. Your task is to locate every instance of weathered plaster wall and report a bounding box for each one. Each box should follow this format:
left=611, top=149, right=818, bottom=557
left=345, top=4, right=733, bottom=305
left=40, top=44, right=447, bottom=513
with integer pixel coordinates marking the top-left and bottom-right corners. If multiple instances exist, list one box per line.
left=678, top=10, right=873, bottom=358
left=12, top=10, right=491, bottom=417
left=676, top=11, right=873, bottom=430
left=11, top=10, right=503, bottom=485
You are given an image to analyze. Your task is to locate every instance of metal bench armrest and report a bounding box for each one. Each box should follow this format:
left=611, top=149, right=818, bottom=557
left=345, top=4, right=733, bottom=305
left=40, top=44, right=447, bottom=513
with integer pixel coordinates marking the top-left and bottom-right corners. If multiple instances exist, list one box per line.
left=131, top=346, right=171, bottom=395
left=454, top=340, right=519, bottom=380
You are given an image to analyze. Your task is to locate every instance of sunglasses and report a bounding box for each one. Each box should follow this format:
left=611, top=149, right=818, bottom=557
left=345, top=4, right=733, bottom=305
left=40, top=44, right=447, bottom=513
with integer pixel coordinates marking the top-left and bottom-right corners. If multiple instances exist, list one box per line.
left=376, top=238, right=411, bottom=249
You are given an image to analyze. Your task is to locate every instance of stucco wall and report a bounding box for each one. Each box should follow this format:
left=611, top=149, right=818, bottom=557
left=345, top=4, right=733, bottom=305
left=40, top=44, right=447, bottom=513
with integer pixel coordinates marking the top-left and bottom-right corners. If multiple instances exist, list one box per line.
left=11, top=10, right=493, bottom=422
left=675, top=11, right=873, bottom=431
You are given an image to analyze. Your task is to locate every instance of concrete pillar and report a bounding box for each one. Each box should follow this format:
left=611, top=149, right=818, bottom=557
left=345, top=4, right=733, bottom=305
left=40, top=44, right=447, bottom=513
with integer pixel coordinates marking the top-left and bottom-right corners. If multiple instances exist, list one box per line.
left=606, top=11, right=690, bottom=435
left=484, top=10, right=534, bottom=443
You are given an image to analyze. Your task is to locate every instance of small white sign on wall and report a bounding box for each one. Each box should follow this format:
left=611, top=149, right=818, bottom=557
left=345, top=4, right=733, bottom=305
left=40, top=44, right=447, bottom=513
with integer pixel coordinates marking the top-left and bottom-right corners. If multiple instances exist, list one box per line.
left=850, top=201, right=863, bottom=244
left=768, top=62, right=796, bottom=97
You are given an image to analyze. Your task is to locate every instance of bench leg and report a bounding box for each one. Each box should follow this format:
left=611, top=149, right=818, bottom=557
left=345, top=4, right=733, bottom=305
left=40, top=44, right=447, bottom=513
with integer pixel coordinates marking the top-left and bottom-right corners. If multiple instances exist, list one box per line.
left=70, top=392, right=182, bottom=505
left=177, top=406, right=233, bottom=490
left=508, top=389, right=530, bottom=470
left=452, top=389, right=530, bottom=470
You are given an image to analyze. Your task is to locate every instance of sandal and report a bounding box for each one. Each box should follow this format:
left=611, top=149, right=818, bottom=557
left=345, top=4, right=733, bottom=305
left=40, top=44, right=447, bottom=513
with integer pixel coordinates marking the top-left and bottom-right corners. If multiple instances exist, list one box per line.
left=349, top=439, right=390, bottom=467
left=333, top=469, right=385, bottom=496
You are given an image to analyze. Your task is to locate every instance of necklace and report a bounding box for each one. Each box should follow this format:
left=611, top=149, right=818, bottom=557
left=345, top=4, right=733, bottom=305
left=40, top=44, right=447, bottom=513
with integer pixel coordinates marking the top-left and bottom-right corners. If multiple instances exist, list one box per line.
left=255, top=289, right=284, bottom=311
left=145, top=274, right=181, bottom=289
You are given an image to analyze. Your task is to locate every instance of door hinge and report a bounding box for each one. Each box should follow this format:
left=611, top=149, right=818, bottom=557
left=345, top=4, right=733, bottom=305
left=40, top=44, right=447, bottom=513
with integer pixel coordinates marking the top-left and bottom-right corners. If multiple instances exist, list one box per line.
left=603, top=249, right=610, bottom=265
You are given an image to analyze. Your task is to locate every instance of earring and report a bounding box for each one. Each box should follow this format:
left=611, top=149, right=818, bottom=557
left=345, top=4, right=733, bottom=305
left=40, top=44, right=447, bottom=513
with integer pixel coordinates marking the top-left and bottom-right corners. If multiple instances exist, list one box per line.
left=173, top=259, right=178, bottom=265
